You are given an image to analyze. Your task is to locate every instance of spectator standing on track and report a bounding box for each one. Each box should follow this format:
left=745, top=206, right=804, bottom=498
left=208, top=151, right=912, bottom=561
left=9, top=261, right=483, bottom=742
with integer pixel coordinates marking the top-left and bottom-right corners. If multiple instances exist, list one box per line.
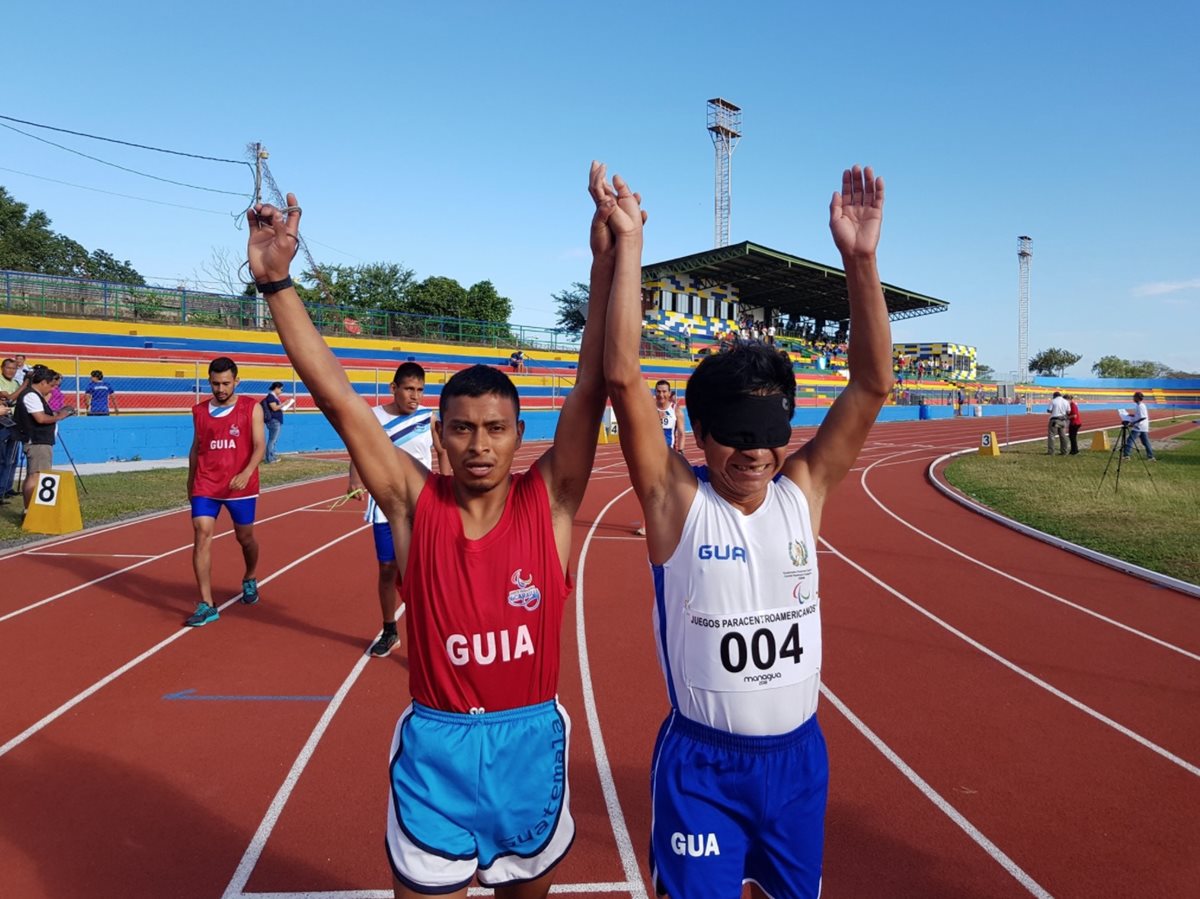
left=247, top=160, right=626, bottom=898
left=184, top=357, right=266, bottom=627
left=0, top=357, right=23, bottom=502
left=1046, top=390, right=1070, bottom=455
left=261, top=382, right=285, bottom=463
left=603, top=165, right=893, bottom=899
left=1066, top=394, right=1082, bottom=455
left=1122, top=390, right=1156, bottom=461
left=346, top=362, right=448, bottom=658
left=84, top=370, right=119, bottom=416
left=13, top=368, right=75, bottom=516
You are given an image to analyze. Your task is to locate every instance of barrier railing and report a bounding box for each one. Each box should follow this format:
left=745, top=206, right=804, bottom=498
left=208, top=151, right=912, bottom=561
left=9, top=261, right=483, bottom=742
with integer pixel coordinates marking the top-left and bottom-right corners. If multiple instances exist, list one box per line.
left=1, top=269, right=581, bottom=352
left=15, top=353, right=587, bottom=414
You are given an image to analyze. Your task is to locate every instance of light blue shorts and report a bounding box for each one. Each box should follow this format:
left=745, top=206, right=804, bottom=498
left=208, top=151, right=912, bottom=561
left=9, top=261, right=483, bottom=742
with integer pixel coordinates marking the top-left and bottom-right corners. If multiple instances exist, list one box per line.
left=650, top=711, right=828, bottom=899
left=386, top=699, right=575, bottom=892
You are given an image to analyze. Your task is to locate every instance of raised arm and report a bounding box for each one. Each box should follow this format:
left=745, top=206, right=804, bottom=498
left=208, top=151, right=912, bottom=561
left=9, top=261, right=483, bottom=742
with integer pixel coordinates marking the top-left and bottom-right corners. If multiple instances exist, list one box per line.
left=535, top=162, right=621, bottom=533
left=247, top=196, right=423, bottom=520
left=784, top=166, right=893, bottom=532
left=602, top=173, right=694, bottom=560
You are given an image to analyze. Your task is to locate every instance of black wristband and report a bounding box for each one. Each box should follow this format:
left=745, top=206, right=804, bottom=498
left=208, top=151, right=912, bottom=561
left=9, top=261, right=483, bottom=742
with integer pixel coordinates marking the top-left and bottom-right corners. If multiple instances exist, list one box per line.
left=256, top=276, right=294, bottom=295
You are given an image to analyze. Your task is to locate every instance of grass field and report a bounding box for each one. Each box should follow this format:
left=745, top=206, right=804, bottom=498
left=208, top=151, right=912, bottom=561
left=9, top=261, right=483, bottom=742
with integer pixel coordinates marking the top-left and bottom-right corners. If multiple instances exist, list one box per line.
left=0, top=456, right=349, bottom=549
left=945, top=426, right=1200, bottom=586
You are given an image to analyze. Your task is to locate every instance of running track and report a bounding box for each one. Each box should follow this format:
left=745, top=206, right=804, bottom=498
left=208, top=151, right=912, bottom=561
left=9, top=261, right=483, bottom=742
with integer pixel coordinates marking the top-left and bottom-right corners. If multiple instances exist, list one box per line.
left=1, top=412, right=1197, bottom=898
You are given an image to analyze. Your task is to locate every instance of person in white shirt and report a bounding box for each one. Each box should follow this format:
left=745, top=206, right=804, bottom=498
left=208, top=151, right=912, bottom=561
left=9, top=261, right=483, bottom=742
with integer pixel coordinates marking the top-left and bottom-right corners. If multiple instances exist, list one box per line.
left=1046, top=390, right=1071, bottom=455
left=603, top=164, right=893, bottom=899
left=1122, top=391, right=1156, bottom=461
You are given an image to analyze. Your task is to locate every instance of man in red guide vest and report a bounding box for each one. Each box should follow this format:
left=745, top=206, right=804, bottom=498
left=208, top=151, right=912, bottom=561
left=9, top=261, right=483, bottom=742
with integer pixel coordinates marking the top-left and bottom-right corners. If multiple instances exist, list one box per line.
left=185, top=356, right=266, bottom=627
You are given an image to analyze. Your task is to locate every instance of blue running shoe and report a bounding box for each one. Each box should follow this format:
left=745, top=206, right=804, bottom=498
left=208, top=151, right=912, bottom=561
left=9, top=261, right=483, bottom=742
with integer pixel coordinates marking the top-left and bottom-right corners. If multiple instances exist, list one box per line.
left=185, top=602, right=219, bottom=627
left=241, top=579, right=260, bottom=605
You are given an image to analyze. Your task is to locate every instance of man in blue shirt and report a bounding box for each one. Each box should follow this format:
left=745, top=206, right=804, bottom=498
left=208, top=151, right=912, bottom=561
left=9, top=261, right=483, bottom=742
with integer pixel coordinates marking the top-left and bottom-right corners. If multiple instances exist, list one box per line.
left=260, top=382, right=285, bottom=463
left=84, top=370, right=119, bottom=416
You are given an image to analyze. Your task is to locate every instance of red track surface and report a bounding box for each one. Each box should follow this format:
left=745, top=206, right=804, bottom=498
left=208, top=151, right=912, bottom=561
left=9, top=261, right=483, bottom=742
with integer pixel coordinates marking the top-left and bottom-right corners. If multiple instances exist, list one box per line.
left=2, top=412, right=1197, bottom=898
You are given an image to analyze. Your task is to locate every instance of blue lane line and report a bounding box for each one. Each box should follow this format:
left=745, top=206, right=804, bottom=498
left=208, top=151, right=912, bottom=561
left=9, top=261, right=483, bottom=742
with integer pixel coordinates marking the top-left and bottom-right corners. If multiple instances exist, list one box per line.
left=163, top=689, right=333, bottom=702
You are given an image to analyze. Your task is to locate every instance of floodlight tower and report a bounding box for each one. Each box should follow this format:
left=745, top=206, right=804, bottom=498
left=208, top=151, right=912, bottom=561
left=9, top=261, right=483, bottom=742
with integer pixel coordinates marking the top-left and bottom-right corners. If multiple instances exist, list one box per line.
left=707, top=98, right=742, bottom=248
left=1017, top=236, right=1032, bottom=380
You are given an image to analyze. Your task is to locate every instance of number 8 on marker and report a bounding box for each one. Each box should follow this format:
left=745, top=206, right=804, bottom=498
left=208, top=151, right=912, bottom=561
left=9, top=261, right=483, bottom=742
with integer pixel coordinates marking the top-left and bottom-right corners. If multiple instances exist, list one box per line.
left=35, top=473, right=60, bottom=506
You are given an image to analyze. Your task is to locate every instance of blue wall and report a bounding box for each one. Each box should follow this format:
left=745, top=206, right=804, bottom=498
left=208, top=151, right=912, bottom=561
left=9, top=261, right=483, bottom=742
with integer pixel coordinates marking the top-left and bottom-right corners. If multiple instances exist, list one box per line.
left=47, top=409, right=565, bottom=465
left=51, top=402, right=1161, bottom=466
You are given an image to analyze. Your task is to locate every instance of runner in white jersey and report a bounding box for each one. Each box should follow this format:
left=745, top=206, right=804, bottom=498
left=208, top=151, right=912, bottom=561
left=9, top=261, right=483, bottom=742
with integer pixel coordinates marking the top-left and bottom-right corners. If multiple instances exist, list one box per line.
left=347, top=362, right=447, bottom=657
left=602, top=166, right=894, bottom=898
left=654, top=379, right=685, bottom=453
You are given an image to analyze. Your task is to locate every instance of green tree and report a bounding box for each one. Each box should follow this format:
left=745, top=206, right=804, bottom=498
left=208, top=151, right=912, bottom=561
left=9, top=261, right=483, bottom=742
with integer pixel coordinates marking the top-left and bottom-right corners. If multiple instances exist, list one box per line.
left=407, top=276, right=468, bottom=317
left=85, top=249, right=145, bottom=285
left=1029, top=347, right=1082, bottom=377
left=1091, top=355, right=1169, bottom=379
left=463, top=280, right=513, bottom=323
left=552, top=281, right=589, bottom=335
left=0, top=186, right=144, bottom=284
left=975, top=362, right=995, bottom=379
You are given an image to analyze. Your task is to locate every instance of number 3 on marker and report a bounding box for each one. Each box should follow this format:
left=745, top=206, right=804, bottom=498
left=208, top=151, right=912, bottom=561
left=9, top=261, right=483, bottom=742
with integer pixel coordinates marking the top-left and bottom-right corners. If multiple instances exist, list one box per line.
left=35, top=473, right=60, bottom=506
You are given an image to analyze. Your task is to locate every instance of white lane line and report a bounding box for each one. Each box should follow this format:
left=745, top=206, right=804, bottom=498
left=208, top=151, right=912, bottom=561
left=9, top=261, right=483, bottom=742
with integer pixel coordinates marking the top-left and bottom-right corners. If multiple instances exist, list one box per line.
left=576, top=485, right=648, bottom=899
left=821, top=536, right=1200, bottom=778
left=238, top=883, right=634, bottom=898
left=858, top=449, right=1200, bottom=661
left=0, top=473, right=343, bottom=559
left=820, top=685, right=1052, bottom=898
left=926, top=450, right=1200, bottom=600
left=25, top=552, right=157, bottom=559
left=220, top=638, right=376, bottom=899
left=0, top=494, right=346, bottom=625
left=0, top=523, right=369, bottom=760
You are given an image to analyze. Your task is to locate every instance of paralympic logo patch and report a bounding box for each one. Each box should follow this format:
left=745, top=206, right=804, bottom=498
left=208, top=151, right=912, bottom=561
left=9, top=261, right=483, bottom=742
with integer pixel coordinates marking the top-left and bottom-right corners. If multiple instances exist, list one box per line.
left=507, top=569, right=542, bottom=611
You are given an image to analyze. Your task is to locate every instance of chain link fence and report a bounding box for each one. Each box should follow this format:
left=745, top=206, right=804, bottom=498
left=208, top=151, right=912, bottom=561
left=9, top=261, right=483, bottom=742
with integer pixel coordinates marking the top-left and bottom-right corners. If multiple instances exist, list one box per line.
left=1, top=269, right=585, bottom=353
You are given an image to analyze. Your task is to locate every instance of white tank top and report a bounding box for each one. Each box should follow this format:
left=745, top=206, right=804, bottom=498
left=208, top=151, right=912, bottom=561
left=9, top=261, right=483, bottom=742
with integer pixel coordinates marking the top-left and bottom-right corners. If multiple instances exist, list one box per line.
left=652, top=468, right=821, bottom=735
left=365, top=405, right=434, bottom=524
left=659, top=402, right=677, bottom=432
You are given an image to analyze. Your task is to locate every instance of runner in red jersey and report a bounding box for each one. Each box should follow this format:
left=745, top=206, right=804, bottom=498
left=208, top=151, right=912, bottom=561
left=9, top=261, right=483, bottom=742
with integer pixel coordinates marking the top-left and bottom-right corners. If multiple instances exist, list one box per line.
left=185, top=356, right=265, bottom=627
left=404, top=465, right=569, bottom=714
left=248, top=162, right=639, bottom=898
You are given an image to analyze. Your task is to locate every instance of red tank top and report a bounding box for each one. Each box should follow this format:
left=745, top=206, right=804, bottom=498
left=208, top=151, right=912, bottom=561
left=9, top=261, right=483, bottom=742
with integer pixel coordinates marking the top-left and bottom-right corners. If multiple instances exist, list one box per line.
left=403, top=467, right=570, bottom=713
left=190, top=395, right=260, bottom=499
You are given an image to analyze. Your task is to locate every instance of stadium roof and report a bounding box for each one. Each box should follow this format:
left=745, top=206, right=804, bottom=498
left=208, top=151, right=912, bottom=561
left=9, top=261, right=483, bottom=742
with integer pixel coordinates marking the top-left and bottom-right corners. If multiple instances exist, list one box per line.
left=642, top=241, right=948, bottom=323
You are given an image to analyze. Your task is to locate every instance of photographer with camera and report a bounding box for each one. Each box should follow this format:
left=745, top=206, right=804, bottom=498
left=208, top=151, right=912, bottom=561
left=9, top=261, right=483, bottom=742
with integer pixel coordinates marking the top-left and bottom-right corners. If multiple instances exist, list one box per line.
left=13, top=367, right=75, bottom=515
left=1122, top=391, right=1156, bottom=461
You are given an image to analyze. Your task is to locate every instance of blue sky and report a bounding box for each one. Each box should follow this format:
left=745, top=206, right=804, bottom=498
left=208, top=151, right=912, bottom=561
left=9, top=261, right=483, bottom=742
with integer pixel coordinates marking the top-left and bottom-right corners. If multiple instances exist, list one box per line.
left=3, top=0, right=1198, bottom=376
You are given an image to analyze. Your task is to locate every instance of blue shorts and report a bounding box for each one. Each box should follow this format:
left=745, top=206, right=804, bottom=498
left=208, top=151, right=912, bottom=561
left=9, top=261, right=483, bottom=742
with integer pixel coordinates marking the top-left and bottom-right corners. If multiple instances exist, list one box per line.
left=190, top=496, right=257, bottom=526
left=663, top=428, right=674, bottom=447
left=386, top=699, right=575, bottom=892
left=373, top=521, right=396, bottom=564
left=650, top=711, right=828, bottom=899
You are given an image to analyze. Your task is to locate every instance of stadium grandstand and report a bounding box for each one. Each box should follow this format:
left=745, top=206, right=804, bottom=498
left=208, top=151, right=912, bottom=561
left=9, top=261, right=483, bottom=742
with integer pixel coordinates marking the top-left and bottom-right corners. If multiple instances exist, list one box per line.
left=640, top=240, right=948, bottom=358
left=4, top=262, right=1197, bottom=467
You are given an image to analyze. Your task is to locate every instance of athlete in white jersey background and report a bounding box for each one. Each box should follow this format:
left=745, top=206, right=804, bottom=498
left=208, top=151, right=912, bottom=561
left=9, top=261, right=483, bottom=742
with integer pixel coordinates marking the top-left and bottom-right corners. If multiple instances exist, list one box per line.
left=602, top=166, right=893, bottom=898
left=348, top=362, right=448, bottom=657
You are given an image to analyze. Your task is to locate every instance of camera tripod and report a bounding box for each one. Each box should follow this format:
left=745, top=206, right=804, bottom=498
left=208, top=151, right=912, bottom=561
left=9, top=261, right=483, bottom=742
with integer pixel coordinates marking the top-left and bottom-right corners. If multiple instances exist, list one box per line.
left=1096, top=422, right=1158, bottom=495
